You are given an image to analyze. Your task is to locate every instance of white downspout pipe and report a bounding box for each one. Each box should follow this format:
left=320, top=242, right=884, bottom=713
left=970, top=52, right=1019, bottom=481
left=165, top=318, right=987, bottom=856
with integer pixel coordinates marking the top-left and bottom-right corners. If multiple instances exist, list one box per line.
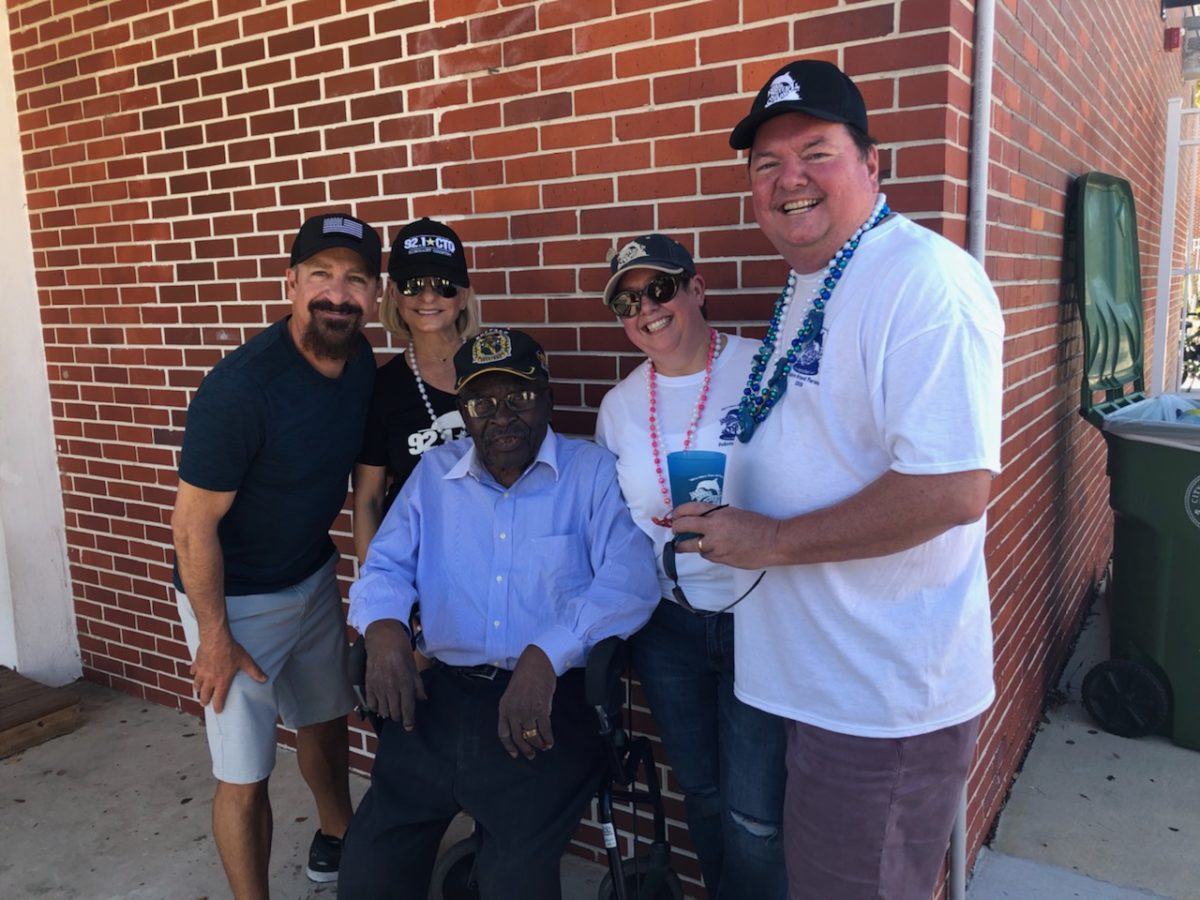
left=1153, top=98, right=1183, bottom=395
left=958, top=1, right=997, bottom=898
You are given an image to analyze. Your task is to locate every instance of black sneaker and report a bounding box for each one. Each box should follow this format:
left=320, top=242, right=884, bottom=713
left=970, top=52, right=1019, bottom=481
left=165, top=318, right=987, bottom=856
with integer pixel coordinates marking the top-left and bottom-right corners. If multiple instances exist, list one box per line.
left=306, top=829, right=341, bottom=883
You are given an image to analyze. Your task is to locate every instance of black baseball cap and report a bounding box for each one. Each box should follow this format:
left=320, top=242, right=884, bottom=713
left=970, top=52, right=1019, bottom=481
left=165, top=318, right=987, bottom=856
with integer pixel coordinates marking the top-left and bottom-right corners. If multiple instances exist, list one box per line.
left=389, top=217, right=470, bottom=287
left=289, top=213, right=382, bottom=276
left=602, top=234, right=696, bottom=306
left=454, top=328, right=550, bottom=391
left=729, top=60, right=869, bottom=150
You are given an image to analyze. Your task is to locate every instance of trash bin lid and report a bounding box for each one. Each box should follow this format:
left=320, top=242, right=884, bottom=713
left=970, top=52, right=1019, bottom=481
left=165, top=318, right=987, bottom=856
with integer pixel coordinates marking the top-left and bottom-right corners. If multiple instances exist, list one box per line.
left=1071, top=172, right=1146, bottom=425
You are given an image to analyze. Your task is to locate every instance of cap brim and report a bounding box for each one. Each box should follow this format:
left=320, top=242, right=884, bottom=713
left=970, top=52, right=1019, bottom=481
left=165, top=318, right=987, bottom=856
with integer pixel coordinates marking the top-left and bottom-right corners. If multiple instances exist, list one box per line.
left=456, top=366, right=544, bottom=391
left=388, top=257, right=471, bottom=288
left=729, top=103, right=853, bottom=150
left=602, top=262, right=688, bottom=306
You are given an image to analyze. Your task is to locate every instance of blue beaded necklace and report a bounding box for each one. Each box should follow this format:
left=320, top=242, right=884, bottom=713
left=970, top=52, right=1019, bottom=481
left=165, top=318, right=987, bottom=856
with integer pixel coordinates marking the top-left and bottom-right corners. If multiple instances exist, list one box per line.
left=736, top=194, right=891, bottom=442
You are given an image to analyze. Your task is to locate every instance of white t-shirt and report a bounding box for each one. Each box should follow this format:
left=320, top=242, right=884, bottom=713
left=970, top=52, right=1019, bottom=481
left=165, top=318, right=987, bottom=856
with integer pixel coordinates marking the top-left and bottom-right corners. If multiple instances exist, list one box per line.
left=728, top=212, right=1005, bottom=738
left=595, top=334, right=760, bottom=611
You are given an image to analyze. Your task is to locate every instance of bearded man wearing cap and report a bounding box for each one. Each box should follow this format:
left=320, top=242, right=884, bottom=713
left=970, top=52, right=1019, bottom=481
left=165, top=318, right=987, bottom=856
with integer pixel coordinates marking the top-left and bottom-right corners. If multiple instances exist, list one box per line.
left=172, top=212, right=382, bottom=897
left=340, top=327, right=658, bottom=900
left=670, top=61, right=1005, bottom=898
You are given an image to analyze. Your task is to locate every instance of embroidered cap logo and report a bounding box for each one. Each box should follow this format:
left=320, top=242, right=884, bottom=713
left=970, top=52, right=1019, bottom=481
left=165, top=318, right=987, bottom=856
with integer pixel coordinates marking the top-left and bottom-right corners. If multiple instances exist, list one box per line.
left=321, top=216, right=364, bottom=239
left=472, top=329, right=513, bottom=365
left=404, top=234, right=457, bottom=257
left=765, top=73, right=801, bottom=108
left=616, top=240, right=649, bottom=268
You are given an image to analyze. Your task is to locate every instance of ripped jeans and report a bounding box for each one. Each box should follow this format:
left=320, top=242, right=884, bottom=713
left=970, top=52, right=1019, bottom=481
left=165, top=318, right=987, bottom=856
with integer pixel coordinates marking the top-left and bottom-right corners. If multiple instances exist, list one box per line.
left=631, top=600, right=787, bottom=900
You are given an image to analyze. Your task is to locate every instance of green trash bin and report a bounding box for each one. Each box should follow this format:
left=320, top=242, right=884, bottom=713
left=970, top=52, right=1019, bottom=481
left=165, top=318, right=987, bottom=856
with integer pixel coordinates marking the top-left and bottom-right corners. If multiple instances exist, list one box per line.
left=1071, top=171, right=1200, bottom=750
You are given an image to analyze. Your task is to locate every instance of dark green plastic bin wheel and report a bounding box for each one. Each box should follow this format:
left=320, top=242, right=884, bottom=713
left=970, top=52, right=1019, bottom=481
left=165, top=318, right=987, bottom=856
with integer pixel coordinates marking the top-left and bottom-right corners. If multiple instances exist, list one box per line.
left=1082, top=658, right=1170, bottom=738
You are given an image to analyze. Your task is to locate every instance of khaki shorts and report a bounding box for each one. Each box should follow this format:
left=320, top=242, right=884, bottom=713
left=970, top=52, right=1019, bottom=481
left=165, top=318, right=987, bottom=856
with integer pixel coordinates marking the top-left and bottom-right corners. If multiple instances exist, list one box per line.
left=176, top=556, right=355, bottom=784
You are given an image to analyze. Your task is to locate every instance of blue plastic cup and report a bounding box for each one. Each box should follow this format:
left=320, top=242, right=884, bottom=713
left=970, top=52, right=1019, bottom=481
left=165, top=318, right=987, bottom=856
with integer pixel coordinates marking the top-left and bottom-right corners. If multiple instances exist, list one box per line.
left=667, top=450, right=725, bottom=540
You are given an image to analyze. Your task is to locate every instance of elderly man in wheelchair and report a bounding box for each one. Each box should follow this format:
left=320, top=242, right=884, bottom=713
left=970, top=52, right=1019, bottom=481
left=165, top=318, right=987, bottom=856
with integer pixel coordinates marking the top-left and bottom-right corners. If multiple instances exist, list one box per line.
left=340, top=329, right=659, bottom=900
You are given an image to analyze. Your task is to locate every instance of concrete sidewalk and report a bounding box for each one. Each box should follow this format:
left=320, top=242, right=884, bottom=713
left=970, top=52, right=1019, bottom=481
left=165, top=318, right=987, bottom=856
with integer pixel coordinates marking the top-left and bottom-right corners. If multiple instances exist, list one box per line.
left=0, top=683, right=604, bottom=899
left=965, top=607, right=1198, bottom=900
left=1, top=601, right=1195, bottom=899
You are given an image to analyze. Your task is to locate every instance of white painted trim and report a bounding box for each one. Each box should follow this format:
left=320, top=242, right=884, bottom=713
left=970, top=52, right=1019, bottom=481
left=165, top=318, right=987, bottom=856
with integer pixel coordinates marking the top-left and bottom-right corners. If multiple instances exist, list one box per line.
left=0, top=14, right=80, bottom=686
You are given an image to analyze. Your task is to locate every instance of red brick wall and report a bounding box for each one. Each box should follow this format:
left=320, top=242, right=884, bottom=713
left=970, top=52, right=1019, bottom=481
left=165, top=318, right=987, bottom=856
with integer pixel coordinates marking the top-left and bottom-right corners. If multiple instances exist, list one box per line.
left=8, top=0, right=1191, bottom=894
left=975, top=0, right=1192, bottom=866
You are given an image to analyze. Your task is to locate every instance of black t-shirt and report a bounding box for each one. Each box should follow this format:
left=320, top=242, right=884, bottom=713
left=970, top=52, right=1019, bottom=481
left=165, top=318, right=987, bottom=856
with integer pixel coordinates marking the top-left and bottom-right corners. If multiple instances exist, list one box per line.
left=175, top=317, right=375, bottom=595
left=358, top=352, right=467, bottom=513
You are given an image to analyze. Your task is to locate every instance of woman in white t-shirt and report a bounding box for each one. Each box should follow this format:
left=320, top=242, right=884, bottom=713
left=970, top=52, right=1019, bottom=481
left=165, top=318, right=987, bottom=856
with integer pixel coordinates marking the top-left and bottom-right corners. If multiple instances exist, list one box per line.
left=594, top=235, right=786, bottom=900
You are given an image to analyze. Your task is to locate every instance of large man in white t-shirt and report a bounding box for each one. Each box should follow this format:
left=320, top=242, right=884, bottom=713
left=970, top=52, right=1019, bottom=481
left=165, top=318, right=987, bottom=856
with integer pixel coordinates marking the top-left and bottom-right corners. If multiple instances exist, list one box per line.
left=671, top=60, right=1004, bottom=899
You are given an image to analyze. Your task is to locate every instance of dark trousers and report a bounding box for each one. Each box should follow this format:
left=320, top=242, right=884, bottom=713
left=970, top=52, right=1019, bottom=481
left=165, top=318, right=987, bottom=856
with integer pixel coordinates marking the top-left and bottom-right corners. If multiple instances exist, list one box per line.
left=338, top=665, right=602, bottom=900
left=631, top=600, right=787, bottom=900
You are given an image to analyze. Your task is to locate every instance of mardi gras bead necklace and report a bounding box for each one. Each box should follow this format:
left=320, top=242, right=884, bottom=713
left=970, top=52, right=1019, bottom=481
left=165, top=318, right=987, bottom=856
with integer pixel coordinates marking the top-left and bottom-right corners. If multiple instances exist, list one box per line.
left=648, top=327, right=718, bottom=527
left=736, top=194, right=890, bottom=442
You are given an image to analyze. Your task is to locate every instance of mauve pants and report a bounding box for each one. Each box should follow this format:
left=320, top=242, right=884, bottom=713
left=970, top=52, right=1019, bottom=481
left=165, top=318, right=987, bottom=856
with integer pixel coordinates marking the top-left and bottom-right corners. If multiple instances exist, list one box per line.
left=783, top=715, right=980, bottom=900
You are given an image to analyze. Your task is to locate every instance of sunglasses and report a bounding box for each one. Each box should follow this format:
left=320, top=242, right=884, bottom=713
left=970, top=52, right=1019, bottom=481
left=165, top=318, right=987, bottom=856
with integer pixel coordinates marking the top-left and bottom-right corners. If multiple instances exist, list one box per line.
left=661, top=505, right=765, bottom=617
left=460, top=388, right=545, bottom=420
left=608, top=273, right=685, bottom=319
left=400, top=276, right=458, bottom=298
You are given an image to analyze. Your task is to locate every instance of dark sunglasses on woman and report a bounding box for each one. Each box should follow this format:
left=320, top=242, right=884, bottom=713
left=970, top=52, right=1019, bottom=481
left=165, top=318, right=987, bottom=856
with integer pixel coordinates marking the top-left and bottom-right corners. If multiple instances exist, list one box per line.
left=400, top=276, right=459, bottom=298
left=608, top=273, right=686, bottom=319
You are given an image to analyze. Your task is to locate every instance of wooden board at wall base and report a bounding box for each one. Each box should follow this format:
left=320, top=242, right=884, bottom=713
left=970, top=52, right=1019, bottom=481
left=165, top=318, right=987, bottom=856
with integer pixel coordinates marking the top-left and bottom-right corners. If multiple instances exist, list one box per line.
left=0, top=667, right=81, bottom=759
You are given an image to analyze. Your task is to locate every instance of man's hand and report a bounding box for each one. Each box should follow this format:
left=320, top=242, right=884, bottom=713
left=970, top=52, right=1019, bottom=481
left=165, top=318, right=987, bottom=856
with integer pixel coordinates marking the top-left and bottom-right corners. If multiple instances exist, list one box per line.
left=672, top=502, right=782, bottom=569
left=497, top=645, right=557, bottom=760
left=364, top=618, right=426, bottom=729
left=191, top=630, right=267, bottom=714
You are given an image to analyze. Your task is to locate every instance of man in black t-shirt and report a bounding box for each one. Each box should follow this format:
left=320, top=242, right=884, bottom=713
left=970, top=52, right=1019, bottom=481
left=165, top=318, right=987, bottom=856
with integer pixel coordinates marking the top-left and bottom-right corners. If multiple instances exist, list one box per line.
left=171, top=213, right=381, bottom=898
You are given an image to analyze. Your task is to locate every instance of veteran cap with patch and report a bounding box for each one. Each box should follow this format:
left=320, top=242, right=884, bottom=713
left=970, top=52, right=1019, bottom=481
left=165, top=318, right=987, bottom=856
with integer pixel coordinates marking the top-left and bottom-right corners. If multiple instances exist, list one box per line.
left=454, top=328, right=550, bottom=391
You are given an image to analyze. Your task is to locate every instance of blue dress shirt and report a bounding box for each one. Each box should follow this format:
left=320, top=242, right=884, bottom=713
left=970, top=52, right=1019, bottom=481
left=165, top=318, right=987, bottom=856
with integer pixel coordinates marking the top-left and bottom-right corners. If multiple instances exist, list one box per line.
left=349, top=429, right=659, bottom=675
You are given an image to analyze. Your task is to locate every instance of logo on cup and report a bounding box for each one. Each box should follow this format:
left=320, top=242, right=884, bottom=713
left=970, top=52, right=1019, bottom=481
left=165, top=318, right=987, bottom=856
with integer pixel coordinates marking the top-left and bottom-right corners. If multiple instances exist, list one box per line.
left=690, top=478, right=722, bottom=504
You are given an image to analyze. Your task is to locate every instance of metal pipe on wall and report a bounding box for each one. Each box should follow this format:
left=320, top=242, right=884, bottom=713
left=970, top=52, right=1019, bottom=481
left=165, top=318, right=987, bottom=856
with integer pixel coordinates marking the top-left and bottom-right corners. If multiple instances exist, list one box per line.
left=957, top=0, right=998, bottom=897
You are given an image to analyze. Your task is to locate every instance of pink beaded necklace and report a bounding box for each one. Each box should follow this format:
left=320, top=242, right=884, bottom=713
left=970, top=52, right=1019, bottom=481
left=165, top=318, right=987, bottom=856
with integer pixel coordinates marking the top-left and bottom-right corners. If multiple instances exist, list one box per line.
left=648, top=327, right=718, bottom=527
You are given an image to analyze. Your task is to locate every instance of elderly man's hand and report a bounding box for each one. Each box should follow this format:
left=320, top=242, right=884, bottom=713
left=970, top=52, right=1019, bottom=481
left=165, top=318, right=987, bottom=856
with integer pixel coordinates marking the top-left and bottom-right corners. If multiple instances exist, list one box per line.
left=672, top=502, right=782, bottom=569
left=364, top=619, right=426, bottom=730
left=497, top=645, right=557, bottom=760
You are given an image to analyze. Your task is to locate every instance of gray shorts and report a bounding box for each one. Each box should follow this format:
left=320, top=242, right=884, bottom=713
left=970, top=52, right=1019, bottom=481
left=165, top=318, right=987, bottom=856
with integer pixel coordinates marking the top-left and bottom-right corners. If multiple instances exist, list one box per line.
left=176, top=556, right=355, bottom=784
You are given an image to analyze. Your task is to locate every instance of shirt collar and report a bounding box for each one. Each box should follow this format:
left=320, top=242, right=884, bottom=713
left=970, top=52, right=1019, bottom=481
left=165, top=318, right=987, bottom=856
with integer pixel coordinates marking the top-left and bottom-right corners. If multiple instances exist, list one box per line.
left=445, top=427, right=561, bottom=486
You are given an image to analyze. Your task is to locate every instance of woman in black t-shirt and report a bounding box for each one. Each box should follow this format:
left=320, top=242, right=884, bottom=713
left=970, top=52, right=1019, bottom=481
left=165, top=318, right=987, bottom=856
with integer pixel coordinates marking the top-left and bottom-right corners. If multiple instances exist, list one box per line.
left=353, top=218, right=480, bottom=563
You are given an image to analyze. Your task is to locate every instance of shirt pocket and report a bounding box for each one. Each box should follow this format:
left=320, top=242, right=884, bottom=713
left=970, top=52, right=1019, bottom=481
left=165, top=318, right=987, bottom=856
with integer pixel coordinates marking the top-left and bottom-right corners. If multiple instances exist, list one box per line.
left=523, top=534, right=592, bottom=614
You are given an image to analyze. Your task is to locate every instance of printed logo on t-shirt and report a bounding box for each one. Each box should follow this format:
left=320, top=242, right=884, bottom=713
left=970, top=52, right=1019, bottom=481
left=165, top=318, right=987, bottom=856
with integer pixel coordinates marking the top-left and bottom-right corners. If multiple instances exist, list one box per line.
left=790, top=330, right=825, bottom=386
left=718, top=405, right=742, bottom=444
left=408, top=410, right=466, bottom=456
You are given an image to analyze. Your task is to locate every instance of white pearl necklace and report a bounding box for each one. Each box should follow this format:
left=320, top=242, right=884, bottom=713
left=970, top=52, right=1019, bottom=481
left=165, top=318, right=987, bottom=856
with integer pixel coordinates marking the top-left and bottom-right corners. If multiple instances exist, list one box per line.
left=406, top=344, right=439, bottom=427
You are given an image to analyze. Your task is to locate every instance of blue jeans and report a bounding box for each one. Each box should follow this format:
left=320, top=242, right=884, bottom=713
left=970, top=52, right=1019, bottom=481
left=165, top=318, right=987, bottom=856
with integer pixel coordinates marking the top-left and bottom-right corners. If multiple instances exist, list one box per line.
left=631, top=600, right=787, bottom=900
